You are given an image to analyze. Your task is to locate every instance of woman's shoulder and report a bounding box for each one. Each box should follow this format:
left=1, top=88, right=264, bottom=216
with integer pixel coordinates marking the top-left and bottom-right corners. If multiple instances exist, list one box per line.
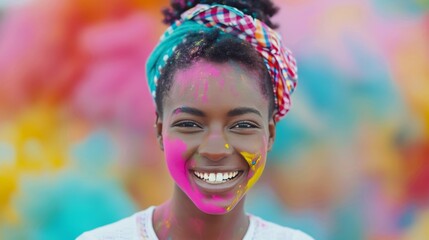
left=249, top=215, right=315, bottom=240
left=75, top=206, right=155, bottom=240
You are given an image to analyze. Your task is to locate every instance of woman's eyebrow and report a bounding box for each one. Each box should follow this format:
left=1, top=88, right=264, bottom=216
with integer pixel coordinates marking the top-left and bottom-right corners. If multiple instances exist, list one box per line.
left=172, top=106, right=205, bottom=117
left=227, top=107, right=262, bottom=117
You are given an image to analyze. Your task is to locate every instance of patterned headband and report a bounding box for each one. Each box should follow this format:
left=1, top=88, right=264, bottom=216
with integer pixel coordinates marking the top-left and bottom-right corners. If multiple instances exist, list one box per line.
left=146, top=4, right=298, bottom=121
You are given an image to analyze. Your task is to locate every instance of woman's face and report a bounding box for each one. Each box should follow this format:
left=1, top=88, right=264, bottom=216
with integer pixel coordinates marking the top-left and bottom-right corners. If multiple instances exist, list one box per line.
left=157, top=60, right=275, bottom=214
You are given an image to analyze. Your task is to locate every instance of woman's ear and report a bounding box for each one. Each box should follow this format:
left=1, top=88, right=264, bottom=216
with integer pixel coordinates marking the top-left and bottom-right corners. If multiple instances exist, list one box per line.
left=267, top=112, right=277, bottom=151
left=155, top=113, right=164, bottom=151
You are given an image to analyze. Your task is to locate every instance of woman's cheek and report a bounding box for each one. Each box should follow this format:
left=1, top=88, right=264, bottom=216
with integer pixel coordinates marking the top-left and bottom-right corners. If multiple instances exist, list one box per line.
left=240, top=135, right=269, bottom=190
left=163, top=137, right=227, bottom=214
left=163, top=137, right=189, bottom=187
left=225, top=151, right=266, bottom=212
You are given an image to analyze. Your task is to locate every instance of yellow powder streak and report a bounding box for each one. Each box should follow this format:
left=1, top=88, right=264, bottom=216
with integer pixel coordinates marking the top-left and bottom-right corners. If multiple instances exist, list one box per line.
left=226, top=151, right=264, bottom=211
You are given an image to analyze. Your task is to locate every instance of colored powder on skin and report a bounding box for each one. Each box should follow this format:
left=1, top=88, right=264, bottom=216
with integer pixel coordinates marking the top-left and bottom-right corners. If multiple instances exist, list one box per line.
left=205, top=66, right=221, bottom=78
left=154, top=196, right=174, bottom=237
left=205, top=63, right=223, bottom=86
left=176, top=76, right=196, bottom=99
left=240, top=152, right=262, bottom=171
left=199, top=64, right=225, bottom=102
left=243, top=155, right=265, bottom=192
left=193, top=78, right=201, bottom=101
left=240, top=151, right=263, bottom=188
left=225, top=143, right=229, bottom=149
left=201, top=79, right=208, bottom=103
left=226, top=151, right=265, bottom=211
left=242, top=136, right=269, bottom=191
left=154, top=219, right=171, bottom=235
left=195, top=78, right=209, bottom=103
left=176, top=61, right=255, bottom=104
left=173, top=64, right=202, bottom=101
left=163, top=137, right=228, bottom=214
left=226, top=184, right=245, bottom=212
left=210, top=194, right=225, bottom=202
left=172, top=107, right=182, bottom=115
left=175, top=62, right=224, bottom=103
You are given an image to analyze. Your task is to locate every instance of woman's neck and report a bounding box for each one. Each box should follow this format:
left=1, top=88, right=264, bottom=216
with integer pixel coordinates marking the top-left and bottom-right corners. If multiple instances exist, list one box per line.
left=153, top=187, right=249, bottom=240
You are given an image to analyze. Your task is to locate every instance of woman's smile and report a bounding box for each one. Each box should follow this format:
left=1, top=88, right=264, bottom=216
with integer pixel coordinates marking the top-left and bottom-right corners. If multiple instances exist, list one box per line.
left=192, top=170, right=241, bottom=184
left=191, top=169, right=245, bottom=191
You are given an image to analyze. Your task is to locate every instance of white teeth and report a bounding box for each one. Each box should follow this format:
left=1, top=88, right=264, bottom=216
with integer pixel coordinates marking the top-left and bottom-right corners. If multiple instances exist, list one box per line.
left=193, top=171, right=240, bottom=184
left=209, top=173, right=215, bottom=182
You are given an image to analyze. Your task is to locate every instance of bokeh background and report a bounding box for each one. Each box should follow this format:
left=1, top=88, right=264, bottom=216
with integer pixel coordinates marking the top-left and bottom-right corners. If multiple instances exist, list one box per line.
left=0, top=0, right=428, bottom=239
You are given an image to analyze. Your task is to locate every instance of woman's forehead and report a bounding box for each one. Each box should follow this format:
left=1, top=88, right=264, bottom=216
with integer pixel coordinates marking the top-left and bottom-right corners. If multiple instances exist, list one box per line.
left=164, top=60, right=268, bottom=115
left=172, top=60, right=260, bottom=93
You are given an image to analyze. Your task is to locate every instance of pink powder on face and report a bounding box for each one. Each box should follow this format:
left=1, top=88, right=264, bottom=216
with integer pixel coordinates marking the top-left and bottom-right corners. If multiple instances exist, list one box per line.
left=201, top=80, right=208, bottom=103
left=204, top=62, right=221, bottom=77
left=173, top=60, right=264, bottom=107
left=174, top=61, right=233, bottom=103
left=173, top=68, right=197, bottom=99
left=193, top=79, right=200, bottom=102
left=198, top=63, right=224, bottom=103
left=163, top=137, right=229, bottom=214
left=172, top=108, right=182, bottom=115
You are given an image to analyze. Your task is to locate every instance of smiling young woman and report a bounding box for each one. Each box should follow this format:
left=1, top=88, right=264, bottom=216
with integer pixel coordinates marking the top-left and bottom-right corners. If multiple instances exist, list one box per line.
left=77, top=0, right=313, bottom=239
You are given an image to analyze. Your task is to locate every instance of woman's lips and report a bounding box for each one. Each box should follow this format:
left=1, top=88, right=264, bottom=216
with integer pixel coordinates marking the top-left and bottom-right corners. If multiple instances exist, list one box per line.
left=193, top=171, right=240, bottom=184
left=190, top=169, right=245, bottom=193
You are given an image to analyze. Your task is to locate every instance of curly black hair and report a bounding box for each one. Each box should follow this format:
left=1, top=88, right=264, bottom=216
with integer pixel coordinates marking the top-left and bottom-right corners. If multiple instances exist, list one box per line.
left=155, top=0, right=279, bottom=118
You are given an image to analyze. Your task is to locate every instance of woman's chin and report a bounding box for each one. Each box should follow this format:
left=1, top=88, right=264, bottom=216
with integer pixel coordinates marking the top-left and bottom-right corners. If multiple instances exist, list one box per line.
left=192, top=197, right=243, bottom=215
left=195, top=203, right=230, bottom=215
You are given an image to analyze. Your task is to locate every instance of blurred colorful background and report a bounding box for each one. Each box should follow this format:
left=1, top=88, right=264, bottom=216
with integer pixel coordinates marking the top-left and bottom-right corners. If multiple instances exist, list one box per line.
left=0, top=0, right=428, bottom=239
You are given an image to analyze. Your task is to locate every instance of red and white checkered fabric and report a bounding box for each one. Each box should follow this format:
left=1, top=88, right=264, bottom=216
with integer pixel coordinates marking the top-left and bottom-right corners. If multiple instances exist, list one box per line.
left=178, top=4, right=298, bottom=121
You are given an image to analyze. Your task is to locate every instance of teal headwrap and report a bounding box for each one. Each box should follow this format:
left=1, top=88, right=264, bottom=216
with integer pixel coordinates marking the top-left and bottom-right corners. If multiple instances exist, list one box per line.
left=146, top=21, right=209, bottom=99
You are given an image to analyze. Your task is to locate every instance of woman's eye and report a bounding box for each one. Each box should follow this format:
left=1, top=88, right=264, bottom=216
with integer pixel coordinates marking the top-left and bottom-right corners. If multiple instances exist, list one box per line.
left=173, top=121, right=201, bottom=128
left=232, top=121, right=259, bottom=129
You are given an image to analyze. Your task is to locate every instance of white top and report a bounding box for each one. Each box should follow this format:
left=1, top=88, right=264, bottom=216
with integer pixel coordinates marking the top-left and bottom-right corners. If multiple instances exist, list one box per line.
left=77, top=206, right=314, bottom=240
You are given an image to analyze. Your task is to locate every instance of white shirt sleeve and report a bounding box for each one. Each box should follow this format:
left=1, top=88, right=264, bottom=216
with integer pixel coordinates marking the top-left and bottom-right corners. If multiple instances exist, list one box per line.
left=291, top=230, right=315, bottom=240
left=76, top=232, right=98, bottom=240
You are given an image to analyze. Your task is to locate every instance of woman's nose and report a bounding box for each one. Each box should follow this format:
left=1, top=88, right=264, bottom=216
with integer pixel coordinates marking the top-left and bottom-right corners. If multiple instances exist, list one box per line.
left=198, top=130, right=232, bottom=161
